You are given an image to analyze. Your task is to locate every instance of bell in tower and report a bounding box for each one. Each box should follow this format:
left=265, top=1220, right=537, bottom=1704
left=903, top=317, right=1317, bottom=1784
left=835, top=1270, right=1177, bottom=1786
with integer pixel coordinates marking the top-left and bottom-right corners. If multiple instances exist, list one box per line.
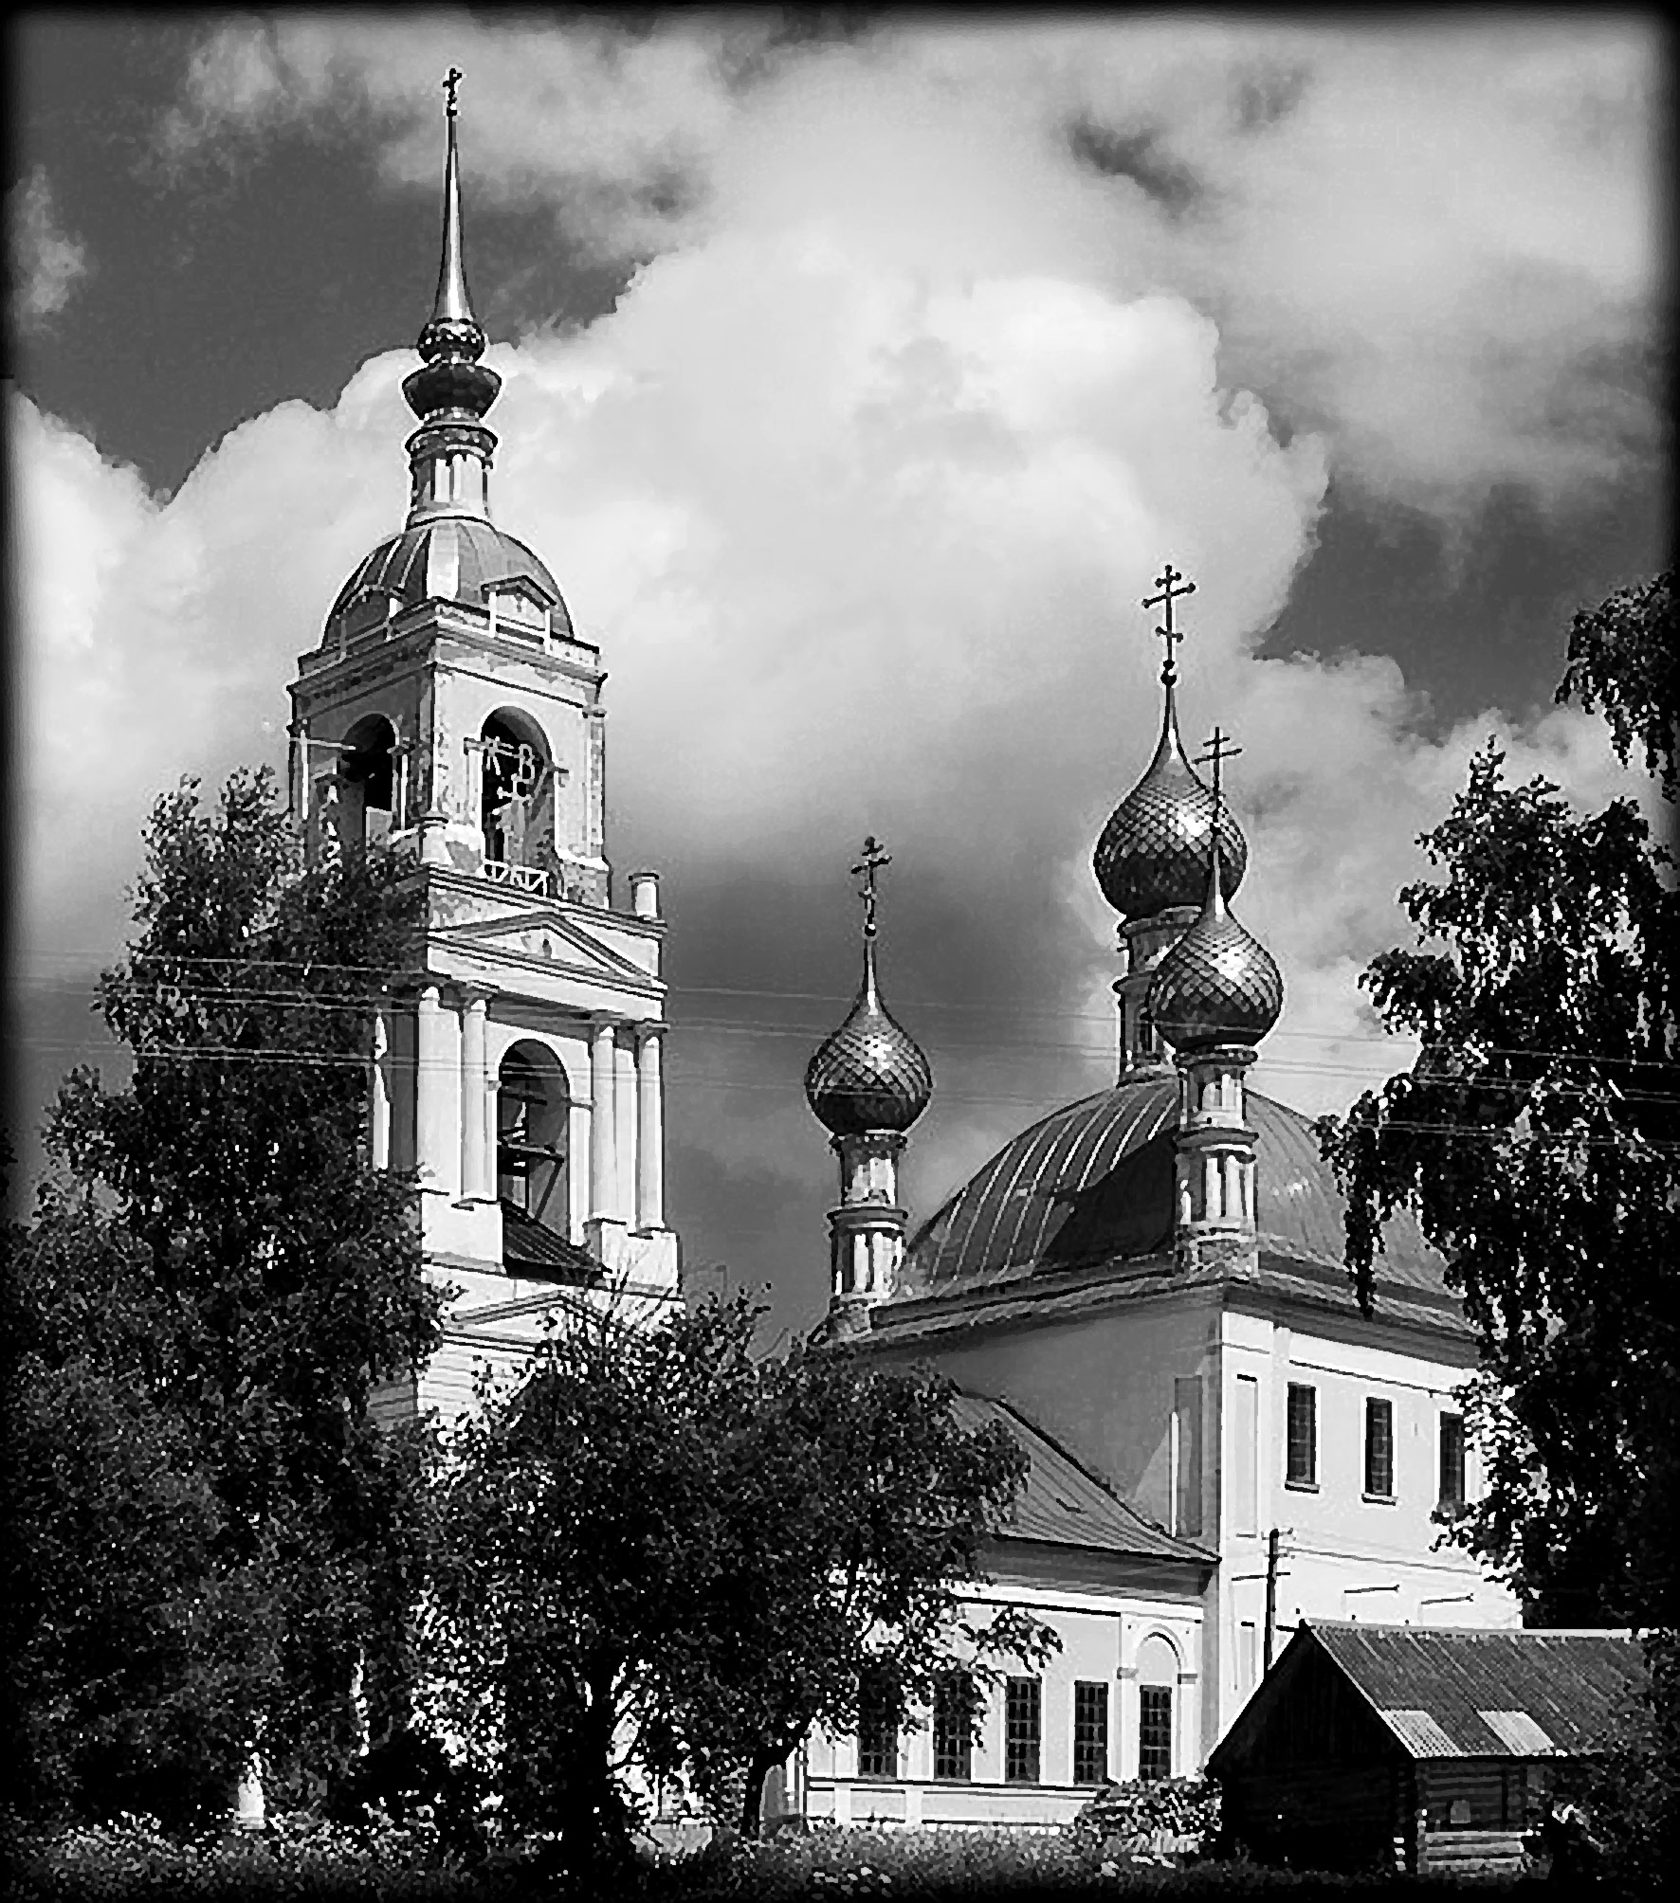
left=287, top=73, right=680, bottom=1422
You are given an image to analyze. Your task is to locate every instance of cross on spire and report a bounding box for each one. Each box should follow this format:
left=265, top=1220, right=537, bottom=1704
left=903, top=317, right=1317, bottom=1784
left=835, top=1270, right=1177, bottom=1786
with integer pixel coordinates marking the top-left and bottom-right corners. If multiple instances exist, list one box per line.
left=1142, top=562, right=1196, bottom=685
left=1195, top=725, right=1242, bottom=821
left=443, top=66, right=462, bottom=117
left=853, top=835, right=892, bottom=938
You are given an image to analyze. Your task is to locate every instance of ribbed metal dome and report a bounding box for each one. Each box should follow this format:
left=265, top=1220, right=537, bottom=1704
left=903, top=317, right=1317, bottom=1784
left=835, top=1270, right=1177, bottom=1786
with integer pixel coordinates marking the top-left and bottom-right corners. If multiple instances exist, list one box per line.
left=897, top=1074, right=1448, bottom=1298
left=805, top=940, right=933, bottom=1136
left=1148, top=843, right=1282, bottom=1049
left=1094, top=685, right=1247, bottom=919
left=325, top=517, right=572, bottom=639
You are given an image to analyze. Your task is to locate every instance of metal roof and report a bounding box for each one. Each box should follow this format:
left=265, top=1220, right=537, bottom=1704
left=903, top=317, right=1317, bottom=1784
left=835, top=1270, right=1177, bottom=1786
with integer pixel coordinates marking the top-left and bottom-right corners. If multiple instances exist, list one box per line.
left=896, top=1075, right=1449, bottom=1310
left=1304, top=1623, right=1643, bottom=1761
left=327, top=516, right=572, bottom=635
left=501, top=1201, right=597, bottom=1282
left=949, top=1391, right=1211, bottom=1565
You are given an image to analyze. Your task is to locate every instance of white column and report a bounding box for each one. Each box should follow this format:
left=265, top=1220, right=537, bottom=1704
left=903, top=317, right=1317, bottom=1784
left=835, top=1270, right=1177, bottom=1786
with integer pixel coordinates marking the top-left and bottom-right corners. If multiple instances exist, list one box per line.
left=615, top=1031, right=637, bottom=1225
left=460, top=990, right=491, bottom=1202
left=370, top=1000, right=392, bottom=1170
left=637, top=1026, right=664, bottom=1230
left=414, top=984, right=454, bottom=1190
left=589, top=1019, right=617, bottom=1220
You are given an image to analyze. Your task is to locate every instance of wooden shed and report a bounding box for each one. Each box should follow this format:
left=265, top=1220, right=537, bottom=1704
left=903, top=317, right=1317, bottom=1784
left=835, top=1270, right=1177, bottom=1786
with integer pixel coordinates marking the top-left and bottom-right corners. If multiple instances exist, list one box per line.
left=1206, top=1621, right=1645, bottom=1876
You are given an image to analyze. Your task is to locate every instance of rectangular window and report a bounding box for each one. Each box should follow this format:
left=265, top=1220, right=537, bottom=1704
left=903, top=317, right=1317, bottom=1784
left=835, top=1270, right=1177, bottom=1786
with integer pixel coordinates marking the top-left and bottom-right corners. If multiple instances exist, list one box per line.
left=1173, top=1376, right=1203, bottom=1537
left=1004, top=1676, right=1041, bottom=1784
left=1365, top=1397, right=1395, bottom=1499
left=856, top=1669, right=900, bottom=1780
left=931, top=1671, right=974, bottom=1782
left=1439, top=1412, right=1466, bottom=1511
left=1238, top=1620, right=1259, bottom=1698
left=1286, top=1382, right=1318, bottom=1488
left=1072, top=1681, right=1109, bottom=1786
left=1233, top=1373, right=1260, bottom=1535
left=1138, top=1685, right=1173, bottom=1782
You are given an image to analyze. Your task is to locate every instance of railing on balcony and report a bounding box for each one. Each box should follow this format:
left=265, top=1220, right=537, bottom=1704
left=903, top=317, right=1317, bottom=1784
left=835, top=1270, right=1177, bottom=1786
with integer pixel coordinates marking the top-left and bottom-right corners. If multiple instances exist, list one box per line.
left=482, top=857, right=551, bottom=897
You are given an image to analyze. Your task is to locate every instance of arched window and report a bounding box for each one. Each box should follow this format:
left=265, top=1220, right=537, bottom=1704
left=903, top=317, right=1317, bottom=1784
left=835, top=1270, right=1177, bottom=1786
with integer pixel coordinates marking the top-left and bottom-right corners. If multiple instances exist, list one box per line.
left=337, top=714, right=398, bottom=848
left=480, top=711, right=554, bottom=885
left=1136, top=1634, right=1178, bottom=1783
left=496, top=1046, right=568, bottom=1230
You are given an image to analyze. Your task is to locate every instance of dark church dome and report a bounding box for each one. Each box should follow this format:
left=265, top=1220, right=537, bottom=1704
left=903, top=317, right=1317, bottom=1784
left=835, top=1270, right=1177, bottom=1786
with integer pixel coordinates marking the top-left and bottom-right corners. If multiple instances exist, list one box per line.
left=1094, top=684, right=1247, bottom=920
left=806, top=941, right=933, bottom=1137
left=1148, top=841, right=1282, bottom=1049
left=898, top=1075, right=1446, bottom=1299
left=325, top=517, right=571, bottom=639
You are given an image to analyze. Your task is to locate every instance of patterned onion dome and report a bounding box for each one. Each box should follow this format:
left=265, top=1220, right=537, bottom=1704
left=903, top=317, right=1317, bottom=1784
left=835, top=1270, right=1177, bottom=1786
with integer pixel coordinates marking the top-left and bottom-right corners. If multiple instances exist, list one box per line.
left=805, top=939, right=933, bottom=1136
left=1147, top=839, right=1282, bottom=1049
left=1094, top=684, right=1247, bottom=918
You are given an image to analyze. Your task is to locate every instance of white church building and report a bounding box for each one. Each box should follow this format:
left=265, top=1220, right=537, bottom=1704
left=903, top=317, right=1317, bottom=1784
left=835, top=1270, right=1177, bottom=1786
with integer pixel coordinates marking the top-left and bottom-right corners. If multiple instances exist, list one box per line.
left=290, top=84, right=1516, bottom=1831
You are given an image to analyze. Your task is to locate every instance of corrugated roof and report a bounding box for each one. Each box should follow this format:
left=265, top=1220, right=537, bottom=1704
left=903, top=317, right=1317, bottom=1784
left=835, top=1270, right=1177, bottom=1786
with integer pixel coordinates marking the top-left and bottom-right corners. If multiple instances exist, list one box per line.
left=1313, top=1622, right=1645, bottom=1759
left=501, top=1201, right=597, bottom=1282
left=949, top=1391, right=1210, bottom=1565
left=896, top=1076, right=1450, bottom=1311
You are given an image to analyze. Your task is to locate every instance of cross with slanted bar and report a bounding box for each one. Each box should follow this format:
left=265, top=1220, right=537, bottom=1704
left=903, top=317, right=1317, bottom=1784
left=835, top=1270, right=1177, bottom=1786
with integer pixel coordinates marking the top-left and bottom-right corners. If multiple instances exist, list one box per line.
left=1142, top=563, right=1196, bottom=684
left=853, top=835, right=891, bottom=938
left=1195, top=725, right=1242, bottom=820
left=443, top=67, right=463, bottom=117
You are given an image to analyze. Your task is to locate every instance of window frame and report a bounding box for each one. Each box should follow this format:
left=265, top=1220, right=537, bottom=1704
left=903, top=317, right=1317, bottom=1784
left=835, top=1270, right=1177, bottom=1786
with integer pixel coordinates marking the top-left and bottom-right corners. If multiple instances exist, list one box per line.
left=1364, top=1395, right=1396, bottom=1501
left=1438, top=1410, right=1467, bottom=1512
left=1138, top=1683, right=1173, bottom=1783
left=1004, top=1675, right=1041, bottom=1785
left=931, top=1671, right=974, bottom=1783
left=855, top=1668, right=900, bottom=1781
left=1072, top=1680, right=1109, bottom=1786
left=1285, top=1381, right=1318, bottom=1490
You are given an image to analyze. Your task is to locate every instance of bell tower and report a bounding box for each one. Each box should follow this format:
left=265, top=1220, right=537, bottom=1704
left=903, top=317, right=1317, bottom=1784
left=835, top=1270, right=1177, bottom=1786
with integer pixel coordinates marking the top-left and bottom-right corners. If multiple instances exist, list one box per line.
left=287, top=75, right=679, bottom=1417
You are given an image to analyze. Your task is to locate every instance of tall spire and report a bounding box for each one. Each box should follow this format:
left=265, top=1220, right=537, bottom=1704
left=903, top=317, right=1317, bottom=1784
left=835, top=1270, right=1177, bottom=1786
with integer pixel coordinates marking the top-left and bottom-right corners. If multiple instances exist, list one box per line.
left=402, top=70, right=501, bottom=523
left=429, top=67, right=476, bottom=332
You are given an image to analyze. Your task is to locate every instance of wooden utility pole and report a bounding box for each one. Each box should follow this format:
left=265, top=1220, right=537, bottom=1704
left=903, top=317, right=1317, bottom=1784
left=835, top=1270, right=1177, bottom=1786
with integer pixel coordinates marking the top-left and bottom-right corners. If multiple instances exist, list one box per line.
left=1263, top=1525, right=1282, bottom=1673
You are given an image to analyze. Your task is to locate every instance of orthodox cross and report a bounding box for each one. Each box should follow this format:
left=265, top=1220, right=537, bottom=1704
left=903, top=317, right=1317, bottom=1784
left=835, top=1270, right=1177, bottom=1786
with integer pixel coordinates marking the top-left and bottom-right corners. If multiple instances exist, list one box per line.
left=853, top=835, right=891, bottom=938
left=1142, top=562, right=1196, bottom=685
left=443, top=66, right=463, bottom=118
left=1195, top=725, right=1242, bottom=822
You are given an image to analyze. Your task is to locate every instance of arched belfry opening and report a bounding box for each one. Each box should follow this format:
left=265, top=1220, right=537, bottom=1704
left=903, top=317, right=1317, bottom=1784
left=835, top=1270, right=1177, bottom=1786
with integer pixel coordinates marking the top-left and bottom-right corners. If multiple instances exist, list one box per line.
left=496, top=1042, right=570, bottom=1234
left=340, top=714, right=398, bottom=847
left=479, top=709, right=556, bottom=891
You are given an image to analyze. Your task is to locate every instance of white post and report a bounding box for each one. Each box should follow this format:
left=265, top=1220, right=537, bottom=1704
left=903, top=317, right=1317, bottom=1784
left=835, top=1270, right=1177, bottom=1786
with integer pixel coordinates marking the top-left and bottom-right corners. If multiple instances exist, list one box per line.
left=590, top=1020, right=617, bottom=1220
left=637, top=1026, right=664, bottom=1230
left=414, top=984, right=454, bottom=1192
left=371, top=1000, right=392, bottom=1169
left=615, top=1031, right=637, bottom=1225
left=460, top=990, right=491, bottom=1201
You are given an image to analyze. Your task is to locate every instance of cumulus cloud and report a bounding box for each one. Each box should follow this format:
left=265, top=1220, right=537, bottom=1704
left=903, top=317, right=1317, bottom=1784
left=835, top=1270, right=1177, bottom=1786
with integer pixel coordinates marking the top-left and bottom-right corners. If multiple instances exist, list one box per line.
left=14, top=14, right=1663, bottom=1323
left=8, top=167, right=91, bottom=326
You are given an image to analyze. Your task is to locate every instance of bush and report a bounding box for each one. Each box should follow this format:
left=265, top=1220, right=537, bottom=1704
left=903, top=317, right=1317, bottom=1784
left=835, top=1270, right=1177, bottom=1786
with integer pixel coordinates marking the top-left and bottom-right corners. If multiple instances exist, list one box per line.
left=1068, top=1781, right=1221, bottom=1863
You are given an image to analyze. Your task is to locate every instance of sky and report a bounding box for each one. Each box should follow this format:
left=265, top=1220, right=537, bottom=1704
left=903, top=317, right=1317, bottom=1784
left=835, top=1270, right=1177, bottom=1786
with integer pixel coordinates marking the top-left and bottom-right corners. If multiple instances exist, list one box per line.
left=7, top=11, right=1670, bottom=1346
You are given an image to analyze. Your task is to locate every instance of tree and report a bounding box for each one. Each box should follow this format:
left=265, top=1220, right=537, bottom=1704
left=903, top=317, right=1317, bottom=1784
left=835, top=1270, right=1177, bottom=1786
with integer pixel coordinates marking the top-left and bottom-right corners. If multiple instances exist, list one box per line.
left=675, top=1340, right=1058, bottom=1839
left=11, top=768, right=441, bottom=1824
left=1320, top=572, right=1678, bottom=1873
left=422, top=1294, right=1051, bottom=1874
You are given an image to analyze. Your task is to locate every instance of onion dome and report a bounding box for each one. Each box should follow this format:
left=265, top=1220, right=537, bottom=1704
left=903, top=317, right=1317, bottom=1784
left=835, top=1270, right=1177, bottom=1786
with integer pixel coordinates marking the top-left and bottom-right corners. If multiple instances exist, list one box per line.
left=805, top=939, right=933, bottom=1135
left=806, top=840, right=933, bottom=1136
left=1147, top=837, right=1282, bottom=1050
left=1094, top=678, right=1247, bottom=919
left=402, top=79, right=500, bottom=426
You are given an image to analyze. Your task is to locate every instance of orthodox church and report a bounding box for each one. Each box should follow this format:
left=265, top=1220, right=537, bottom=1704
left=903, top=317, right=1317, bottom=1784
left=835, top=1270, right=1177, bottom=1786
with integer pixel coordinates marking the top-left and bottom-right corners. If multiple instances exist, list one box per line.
left=292, top=85, right=1515, bottom=1830
left=779, top=584, right=1519, bottom=1825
